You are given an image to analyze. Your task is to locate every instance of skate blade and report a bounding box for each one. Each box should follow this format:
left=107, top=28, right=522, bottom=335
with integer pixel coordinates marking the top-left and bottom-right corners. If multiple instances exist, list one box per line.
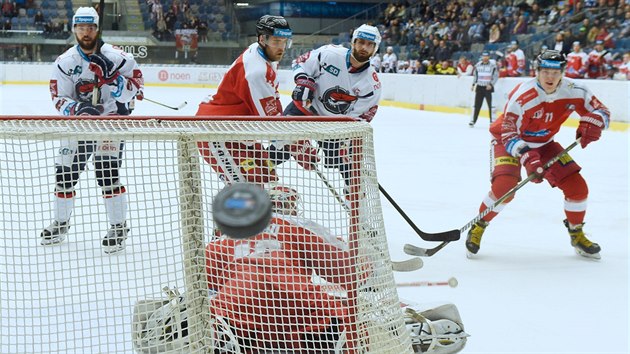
left=40, top=236, right=66, bottom=246
left=465, top=250, right=477, bottom=259
left=574, top=248, right=601, bottom=260
left=103, top=243, right=126, bottom=254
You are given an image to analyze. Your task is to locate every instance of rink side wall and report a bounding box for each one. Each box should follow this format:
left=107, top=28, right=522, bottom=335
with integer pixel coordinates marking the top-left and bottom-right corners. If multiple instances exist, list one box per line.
left=1, top=62, right=628, bottom=127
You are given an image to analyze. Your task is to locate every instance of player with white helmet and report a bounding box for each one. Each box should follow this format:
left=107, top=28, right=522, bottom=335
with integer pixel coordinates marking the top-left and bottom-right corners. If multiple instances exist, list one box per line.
left=272, top=24, right=383, bottom=196
left=43, top=6, right=144, bottom=253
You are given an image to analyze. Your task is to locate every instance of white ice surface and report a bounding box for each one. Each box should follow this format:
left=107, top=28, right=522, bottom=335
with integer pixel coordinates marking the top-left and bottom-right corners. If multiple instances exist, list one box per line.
left=1, top=84, right=628, bottom=354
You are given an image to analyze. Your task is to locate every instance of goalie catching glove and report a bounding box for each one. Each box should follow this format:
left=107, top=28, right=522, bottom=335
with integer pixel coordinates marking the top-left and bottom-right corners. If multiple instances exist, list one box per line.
left=291, top=74, right=317, bottom=114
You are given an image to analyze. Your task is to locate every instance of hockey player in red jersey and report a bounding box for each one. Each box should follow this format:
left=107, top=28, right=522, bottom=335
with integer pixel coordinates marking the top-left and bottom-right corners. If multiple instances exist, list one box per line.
left=565, top=41, right=588, bottom=79
left=205, top=185, right=358, bottom=352
left=465, top=50, right=610, bottom=260
left=586, top=40, right=612, bottom=79
left=194, top=15, right=296, bottom=185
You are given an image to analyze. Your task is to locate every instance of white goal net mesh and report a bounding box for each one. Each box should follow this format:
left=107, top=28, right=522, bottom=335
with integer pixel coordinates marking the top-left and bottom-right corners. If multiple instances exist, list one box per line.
left=0, top=117, right=412, bottom=353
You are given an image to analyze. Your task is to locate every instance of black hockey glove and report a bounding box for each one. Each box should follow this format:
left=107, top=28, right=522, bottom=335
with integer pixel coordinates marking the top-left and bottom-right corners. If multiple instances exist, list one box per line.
left=88, top=52, right=121, bottom=86
left=291, top=74, right=316, bottom=112
left=72, top=102, right=102, bottom=116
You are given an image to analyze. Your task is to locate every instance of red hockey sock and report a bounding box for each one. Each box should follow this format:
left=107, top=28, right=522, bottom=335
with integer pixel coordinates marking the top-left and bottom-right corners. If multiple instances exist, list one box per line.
left=558, top=173, right=589, bottom=225
left=480, top=175, right=519, bottom=222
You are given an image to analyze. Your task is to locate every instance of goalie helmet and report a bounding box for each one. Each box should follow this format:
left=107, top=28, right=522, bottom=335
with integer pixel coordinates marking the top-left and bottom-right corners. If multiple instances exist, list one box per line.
left=352, top=24, right=382, bottom=56
left=72, top=7, right=99, bottom=32
left=535, top=49, right=567, bottom=71
left=269, top=185, right=301, bottom=216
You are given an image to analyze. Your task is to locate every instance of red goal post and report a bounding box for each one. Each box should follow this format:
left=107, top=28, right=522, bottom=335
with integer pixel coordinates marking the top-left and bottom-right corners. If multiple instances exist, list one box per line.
left=0, top=116, right=413, bottom=353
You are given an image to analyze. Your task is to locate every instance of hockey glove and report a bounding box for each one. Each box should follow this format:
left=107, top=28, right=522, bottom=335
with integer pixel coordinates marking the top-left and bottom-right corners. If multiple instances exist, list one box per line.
left=576, top=116, right=604, bottom=148
left=291, top=74, right=316, bottom=114
left=288, top=140, right=320, bottom=170
left=88, top=52, right=121, bottom=87
left=236, top=142, right=278, bottom=184
left=72, top=102, right=102, bottom=116
left=519, top=150, right=545, bottom=183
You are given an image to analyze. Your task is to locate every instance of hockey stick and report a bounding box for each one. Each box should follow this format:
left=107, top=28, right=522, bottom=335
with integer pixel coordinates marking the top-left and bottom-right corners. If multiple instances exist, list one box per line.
left=143, top=97, right=188, bottom=110
left=313, top=167, right=423, bottom=272
left=405, top=138, right=581, bottom=257
left=319, top=277, right=458, bottom=293
left=91, top=0, right=105, bottom=106
left=379, top=184, right=460, bottom=242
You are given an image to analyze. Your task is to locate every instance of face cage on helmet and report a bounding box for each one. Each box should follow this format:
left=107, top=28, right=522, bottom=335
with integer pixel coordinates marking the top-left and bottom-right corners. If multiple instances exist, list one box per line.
left=269, top=190, right=301, bottom=216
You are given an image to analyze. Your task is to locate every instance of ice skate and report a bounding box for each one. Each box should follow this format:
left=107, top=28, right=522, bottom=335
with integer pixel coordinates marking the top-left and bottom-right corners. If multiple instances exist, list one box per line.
left=465, top=220, right=488, bottom=258
left=468, top=121, right=475, bottom=127
left=40, top=220, right=70, bottom=245
left=564, top=219, right=601, bottom=260
left=102, top=222, right=129, bottom=254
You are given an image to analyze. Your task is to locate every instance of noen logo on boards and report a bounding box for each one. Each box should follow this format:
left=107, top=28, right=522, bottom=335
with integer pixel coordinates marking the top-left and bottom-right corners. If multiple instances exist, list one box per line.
left=158, top=70, right=169, bottom=81
left=158, top=70, right=191, bottom=81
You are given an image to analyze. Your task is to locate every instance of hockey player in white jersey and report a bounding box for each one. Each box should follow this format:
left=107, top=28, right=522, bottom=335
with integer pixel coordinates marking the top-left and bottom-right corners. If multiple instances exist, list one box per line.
left=272, top=24, right=382, bottom=191
left=42, top=6, right=144, bottom=253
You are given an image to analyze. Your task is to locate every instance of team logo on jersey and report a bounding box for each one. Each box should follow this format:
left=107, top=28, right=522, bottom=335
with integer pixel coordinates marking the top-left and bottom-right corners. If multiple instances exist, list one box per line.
left=75, top=79, right=97, bottom=103
left=323, top=64, right=340, bottom=76
left=532, top=109, right=543, bottom=119
left=260, top=96, right=280, bottom=116
left=321, top=86, right=357, bottom=114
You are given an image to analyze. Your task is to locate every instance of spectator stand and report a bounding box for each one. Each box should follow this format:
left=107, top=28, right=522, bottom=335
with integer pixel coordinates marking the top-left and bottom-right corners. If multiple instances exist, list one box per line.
left=139, top=0, right=237, bottom=43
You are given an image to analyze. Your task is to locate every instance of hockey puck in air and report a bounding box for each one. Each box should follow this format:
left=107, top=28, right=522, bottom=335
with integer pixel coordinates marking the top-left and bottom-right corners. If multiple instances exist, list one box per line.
left=212, top=183, right=272, bottom=239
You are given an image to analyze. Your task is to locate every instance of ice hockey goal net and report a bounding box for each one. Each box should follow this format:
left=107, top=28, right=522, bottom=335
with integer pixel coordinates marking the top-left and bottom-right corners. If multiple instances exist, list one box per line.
left=0, top=116, right=413, bottom=353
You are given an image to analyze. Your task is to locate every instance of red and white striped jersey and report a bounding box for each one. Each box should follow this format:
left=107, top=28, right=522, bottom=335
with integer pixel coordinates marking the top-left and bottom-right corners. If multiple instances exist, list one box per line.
left=491, top=77, right=610, bottom=156
left=196, top=43, right=282, bottom=117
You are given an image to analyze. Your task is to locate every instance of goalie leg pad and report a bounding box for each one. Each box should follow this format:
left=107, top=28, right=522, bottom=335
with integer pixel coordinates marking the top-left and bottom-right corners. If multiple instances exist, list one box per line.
left=402, top=302, right=469, bottom=354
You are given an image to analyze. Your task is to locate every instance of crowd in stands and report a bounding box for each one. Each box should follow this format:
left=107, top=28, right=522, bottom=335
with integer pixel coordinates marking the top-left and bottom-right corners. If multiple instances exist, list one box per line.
left=369, top=0, right=629, bottom=80
left=143, top=0, right=232, bottom=42
left=1, top=0, right=72, bottom=38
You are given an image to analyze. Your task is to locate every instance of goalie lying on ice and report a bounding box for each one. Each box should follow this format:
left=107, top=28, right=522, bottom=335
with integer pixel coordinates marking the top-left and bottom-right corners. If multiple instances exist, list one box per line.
left=132, top=186, right=468, bottom=353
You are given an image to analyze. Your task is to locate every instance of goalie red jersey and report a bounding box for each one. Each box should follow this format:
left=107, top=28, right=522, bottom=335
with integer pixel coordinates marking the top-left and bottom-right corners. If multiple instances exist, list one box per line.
left=205, top=214, right=358, bottom=351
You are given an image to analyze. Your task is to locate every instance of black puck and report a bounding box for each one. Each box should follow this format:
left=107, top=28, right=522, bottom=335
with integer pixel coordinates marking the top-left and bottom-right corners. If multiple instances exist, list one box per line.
left=212, top=183, right=272, bottom=239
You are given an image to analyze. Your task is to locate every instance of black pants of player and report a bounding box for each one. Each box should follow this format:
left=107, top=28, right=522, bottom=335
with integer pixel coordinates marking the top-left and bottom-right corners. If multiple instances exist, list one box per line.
left=471, top=85, right=493, bottom=124
left=273, top=102, right=351, bottom=186
left=55, top=141, right=125, bottom=196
